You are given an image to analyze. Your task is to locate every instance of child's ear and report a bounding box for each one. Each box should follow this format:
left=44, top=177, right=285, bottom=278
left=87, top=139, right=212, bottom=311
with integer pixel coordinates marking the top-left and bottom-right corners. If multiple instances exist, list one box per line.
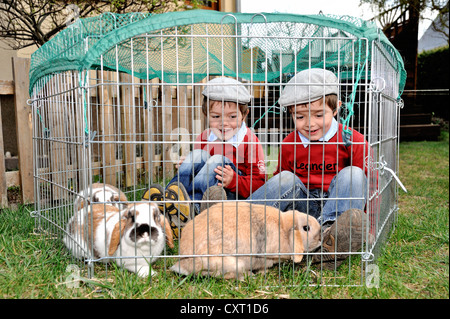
left=334, top=100, right=342, bottom=117
left=242, top=109, right=249, bottom=121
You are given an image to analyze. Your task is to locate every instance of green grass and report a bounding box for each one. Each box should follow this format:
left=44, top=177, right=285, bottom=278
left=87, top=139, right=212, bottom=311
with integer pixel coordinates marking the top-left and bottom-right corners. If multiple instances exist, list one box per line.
left=0, top=132, right=448, bottom=299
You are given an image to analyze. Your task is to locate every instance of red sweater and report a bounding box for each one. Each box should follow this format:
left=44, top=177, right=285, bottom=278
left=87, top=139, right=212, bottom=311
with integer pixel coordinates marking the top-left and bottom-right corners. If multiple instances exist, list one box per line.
left=274, top=124, right=369, bottom=192
left=194, top=127, right=266, bottom=198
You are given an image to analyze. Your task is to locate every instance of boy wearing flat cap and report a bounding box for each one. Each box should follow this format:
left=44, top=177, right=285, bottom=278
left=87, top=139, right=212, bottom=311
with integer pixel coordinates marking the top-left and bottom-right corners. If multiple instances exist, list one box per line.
left=249, top=68, right=371, bottom=269
left=143, top=77, right=265, bottom=238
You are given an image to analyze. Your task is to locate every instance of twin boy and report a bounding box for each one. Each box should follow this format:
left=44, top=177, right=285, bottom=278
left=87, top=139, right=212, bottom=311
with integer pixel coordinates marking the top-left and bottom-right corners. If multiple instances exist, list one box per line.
left=143, top=69, right=370, bottom=269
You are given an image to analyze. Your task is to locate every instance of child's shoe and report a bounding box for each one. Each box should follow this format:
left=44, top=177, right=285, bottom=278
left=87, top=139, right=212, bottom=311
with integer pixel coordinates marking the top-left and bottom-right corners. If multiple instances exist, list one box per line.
left=142, top=183, right=180, bottom=239
left=164, top=182, right=193, bottom=238
left=200, top=185, right=227, bottom=213
left=312, top=208, right=367, bottom=270
left=141, top=183, right=164, bottom=211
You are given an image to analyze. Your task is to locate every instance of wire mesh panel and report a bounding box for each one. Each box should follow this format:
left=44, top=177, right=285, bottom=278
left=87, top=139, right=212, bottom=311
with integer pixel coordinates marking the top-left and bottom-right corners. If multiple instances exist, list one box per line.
left=366, top=40, right=405, bottom=263
left=29, top=10, right=406, bottom=287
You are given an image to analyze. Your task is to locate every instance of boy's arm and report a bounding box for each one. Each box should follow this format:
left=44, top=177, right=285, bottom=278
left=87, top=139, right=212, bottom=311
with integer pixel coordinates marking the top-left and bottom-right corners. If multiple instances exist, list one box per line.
left=227, top=135, right=267, bottom=198
left=351, top=132, right=371, bottom=175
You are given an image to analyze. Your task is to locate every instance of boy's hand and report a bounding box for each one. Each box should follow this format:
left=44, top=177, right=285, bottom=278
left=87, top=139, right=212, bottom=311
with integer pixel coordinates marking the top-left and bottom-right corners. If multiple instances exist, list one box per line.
left=214, top=165, right=234, bottom=188
left=175, top=156, right=186, bottom=169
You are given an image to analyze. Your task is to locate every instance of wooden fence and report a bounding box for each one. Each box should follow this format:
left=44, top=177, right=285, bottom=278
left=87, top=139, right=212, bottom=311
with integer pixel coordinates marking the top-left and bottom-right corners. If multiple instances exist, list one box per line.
left=1, top=58, right=33, bottom=207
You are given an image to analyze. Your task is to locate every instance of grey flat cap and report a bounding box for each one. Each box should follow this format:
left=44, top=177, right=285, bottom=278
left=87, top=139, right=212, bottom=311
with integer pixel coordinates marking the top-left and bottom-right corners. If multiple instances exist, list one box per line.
left=278, top=69, right=339, bottom=107
left=202, top=77, right=252, bottom=104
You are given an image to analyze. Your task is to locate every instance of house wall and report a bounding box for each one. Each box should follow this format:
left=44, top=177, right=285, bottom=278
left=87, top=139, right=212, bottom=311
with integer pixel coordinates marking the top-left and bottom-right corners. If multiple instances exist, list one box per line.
left=0, top=40, right=17, bottom=81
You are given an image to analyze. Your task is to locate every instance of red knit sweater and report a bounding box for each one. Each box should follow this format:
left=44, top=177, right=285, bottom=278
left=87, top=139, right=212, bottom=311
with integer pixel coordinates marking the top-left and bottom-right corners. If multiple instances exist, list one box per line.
left=274, top=124, right=369, bottom=192
left=194, top=127, right=266, bottom=198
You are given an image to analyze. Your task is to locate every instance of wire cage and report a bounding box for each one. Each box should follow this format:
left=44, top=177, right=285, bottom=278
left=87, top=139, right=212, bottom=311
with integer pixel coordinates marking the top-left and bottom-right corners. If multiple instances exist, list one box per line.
left=29, top=10, right=406, bottom=287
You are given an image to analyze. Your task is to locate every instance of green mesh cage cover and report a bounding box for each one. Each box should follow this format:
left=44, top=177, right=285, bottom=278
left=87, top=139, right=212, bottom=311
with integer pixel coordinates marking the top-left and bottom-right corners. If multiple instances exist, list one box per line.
left=29, top=9, right=406, bottom=98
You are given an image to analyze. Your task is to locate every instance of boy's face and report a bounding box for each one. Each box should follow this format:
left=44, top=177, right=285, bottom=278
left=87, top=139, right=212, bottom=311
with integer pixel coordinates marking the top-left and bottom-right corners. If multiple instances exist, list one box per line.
left=208, top=101, right=247, bottom=141
left=291, top=99, right=338, bottom=141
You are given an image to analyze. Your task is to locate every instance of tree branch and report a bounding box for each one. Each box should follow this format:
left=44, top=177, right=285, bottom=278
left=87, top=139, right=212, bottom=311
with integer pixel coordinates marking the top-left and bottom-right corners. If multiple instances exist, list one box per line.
left=0, top=0, right=206, bottom=49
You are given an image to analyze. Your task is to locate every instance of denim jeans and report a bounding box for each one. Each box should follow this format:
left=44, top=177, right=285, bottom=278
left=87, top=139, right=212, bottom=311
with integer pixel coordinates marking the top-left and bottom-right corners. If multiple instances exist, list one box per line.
left=168, top=149, right=241, bottom=213
left=247, top=166, right=367, bottom=224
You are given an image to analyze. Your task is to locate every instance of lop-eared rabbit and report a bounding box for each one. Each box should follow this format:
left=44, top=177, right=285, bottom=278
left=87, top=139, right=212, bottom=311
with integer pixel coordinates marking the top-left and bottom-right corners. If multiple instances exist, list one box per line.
left=64, top=202, right=174, bottom=277
left=171, top=202, right=321, bottom=279
left=73, top=183, right=128, bottom=212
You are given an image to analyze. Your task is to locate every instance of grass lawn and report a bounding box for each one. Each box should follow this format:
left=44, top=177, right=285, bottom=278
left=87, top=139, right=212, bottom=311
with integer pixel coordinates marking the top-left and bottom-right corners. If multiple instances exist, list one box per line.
left=0, top=132, right=448, bottom=300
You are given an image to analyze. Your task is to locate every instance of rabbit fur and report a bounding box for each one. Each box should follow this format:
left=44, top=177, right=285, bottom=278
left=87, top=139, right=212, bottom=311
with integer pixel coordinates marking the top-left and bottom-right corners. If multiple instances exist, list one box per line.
left=73, top=183, right=128, bottom=212
left=170, top=202, right=321, bottom=280
left=63, top=202, right=174, bottom=277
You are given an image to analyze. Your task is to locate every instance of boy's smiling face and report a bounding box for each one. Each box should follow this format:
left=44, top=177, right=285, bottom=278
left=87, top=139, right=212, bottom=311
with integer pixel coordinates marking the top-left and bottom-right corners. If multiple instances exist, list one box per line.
left=291, top=98, right=339, bottom=141
left=208, top=101, right=248, bottom=141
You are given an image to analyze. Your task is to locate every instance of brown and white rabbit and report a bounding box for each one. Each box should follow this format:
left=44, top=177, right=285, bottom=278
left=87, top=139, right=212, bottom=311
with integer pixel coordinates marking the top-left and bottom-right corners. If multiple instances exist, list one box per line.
left=73, top=183, right=128, bottom=212
left=63, top=202, right=174, bottom=277
left=170, top=202, right=321, bottom=280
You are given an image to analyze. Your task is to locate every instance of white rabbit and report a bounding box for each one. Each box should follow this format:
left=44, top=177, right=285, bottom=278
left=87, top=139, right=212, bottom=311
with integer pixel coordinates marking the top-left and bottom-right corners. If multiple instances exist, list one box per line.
left=73, top=183, right=128, bottom=212
left=64, top=202, right=174, bottom=277
left=170, top=202, right=321, bottom=280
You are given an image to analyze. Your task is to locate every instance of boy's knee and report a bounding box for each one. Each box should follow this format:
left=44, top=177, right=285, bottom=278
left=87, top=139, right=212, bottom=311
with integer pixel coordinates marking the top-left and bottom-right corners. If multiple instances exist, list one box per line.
left=339, top=166, right=367, bottom=193
left=189, top=149, right=209, bottom=164
left=207, top=154, right=230, bottom=166
left=340, top=166, right=365, bottom=180
left=278, top=171, right=299, bottom=184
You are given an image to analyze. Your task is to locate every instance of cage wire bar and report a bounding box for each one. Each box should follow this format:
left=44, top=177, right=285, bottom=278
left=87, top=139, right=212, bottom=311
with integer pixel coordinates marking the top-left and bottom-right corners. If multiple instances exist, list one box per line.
left=29, top=10, right=406, bottom=287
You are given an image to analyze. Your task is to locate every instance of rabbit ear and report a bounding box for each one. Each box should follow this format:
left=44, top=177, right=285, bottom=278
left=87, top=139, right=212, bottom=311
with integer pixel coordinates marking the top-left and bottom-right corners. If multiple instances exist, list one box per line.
left=290, top=228, right=305, bottom=263
left=151, top=205, right=161, bottom=224
left=108, top=209, right=133, bottom=256
left=150, top=203, right=174, bottom=248
left=161, top=215, right=174, bottom=249
left=78, top=198, right=89, bottom=210
left=283, top=211, right=304, bottom=263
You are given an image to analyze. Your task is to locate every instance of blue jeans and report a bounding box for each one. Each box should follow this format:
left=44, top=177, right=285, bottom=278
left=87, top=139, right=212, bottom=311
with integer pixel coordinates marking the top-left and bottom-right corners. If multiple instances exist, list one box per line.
left=168, top=149, right=241, bottom=213
left=247, top=166, right=367, bottom=224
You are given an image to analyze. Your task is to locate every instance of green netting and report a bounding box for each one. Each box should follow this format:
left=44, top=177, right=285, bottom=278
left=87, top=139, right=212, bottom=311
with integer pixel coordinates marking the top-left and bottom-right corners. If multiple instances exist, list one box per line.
left=29, top=9, right=406, bottom=98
